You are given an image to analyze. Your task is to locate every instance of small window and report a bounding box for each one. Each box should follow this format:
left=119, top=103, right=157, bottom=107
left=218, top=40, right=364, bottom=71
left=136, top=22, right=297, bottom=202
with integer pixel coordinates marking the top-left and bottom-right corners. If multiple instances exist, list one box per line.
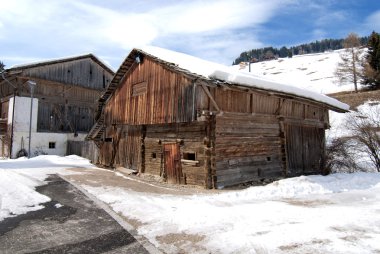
left=151, top=152, right=157, bottom=159
left=183, top=152, right=196, bottom=161
left=104, top=137, right=113, bottom=142
left=266, top=156, right=271, bottom=162
left=49, top=142, right=56, bottom=149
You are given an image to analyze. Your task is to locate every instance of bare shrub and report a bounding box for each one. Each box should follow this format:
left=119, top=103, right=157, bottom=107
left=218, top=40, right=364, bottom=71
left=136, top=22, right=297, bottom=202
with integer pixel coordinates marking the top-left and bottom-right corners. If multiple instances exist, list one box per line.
left=345, top=109, right=380, bottom=172
left=325, top=137, right=362, bottom=173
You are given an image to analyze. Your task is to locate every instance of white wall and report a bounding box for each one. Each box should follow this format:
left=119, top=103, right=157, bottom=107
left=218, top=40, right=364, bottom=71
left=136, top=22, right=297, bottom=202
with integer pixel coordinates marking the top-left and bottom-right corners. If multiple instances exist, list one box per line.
left=8, top=96, right=88, bottom=158
left=8, top=96, right=38, bottom=132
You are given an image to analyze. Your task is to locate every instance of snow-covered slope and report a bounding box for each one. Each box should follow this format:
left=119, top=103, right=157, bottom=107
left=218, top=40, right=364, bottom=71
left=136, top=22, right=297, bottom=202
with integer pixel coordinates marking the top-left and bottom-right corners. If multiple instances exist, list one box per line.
left=232, top=49, right=360, bottom=94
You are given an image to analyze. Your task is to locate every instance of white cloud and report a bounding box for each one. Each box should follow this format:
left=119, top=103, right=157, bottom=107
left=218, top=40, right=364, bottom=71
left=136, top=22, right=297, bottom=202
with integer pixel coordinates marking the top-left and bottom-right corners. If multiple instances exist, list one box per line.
left=70, top=0, right=282, bottom=50
left=365, top=10, right=380, bottom=32
left=0, top=0, right=290, bottom=67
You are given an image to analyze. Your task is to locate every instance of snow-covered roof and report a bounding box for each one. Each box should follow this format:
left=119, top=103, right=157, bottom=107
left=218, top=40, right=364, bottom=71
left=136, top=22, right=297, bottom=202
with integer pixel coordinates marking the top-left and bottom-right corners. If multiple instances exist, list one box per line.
left=9, top=53, right=115, bottom=75
left=140, top=46, right=349, bottom=112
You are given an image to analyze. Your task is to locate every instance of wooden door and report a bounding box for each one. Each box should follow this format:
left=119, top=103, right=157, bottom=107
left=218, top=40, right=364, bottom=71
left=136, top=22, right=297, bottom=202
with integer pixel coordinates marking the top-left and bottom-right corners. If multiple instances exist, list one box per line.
left=285, top=124, right=325, bottom=176
left=163, top=143, right=183, bottom=184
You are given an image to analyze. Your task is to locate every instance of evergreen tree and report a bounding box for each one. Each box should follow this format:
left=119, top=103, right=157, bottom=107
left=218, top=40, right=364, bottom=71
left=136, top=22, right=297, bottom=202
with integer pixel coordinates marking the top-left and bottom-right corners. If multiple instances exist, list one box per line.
left=334, top=33, right=364, bottom=93
left=362, top=31, right=380, bottom=89
left=233, top=36, right=369, bottom=65
left=0, top=61, right=5, bottom=72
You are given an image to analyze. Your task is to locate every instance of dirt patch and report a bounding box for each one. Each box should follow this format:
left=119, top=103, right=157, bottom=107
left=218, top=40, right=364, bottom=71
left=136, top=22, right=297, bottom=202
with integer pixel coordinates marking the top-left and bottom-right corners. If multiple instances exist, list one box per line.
left=64, top=167, right=217, bottom=196
left=282, top=198, right=334, bottom=207
left=156, top=233, right=206, bottom=253
left=122, top=215, right=146, bottom=229
left=279, top=239, right=331, bottom=253
left=331, top=225, right=373, bottom=243
left=328, top=89, right=380, bottom=109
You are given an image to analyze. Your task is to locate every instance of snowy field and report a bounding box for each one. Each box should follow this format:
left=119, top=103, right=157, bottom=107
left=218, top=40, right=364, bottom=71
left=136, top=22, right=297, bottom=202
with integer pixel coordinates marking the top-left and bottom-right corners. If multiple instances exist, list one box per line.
left=1, top=155, right=380, bottom=253
left=232, top=49, right=362, bottom=94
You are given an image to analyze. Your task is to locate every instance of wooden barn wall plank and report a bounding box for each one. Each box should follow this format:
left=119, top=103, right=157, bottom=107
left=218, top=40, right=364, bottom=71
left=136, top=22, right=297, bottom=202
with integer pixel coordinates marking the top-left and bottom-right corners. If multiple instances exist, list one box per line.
left=104, top=58, right=196, bottom=126
left=29, top=80, right=100, bottom=133
left=144, top=122, right=208, bottom=187
left=20, top=58, right=113, bottom=90
left=214, top=113, right=283, bottom=188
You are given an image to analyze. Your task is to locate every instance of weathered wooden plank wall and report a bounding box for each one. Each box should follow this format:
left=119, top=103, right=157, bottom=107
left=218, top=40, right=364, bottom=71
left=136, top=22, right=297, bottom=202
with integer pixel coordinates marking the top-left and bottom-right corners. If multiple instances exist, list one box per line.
left=114, top=125, right=143, bottom=170
left=66, top=140, right=98, bottom=163
left=284, top=124, right=325, bottom=176
left=214, top=113, right=283, bottom=188
left=1, top=100, right=9, bottom=119
left=12, top=79, right=102, bottom=133
left=144, top=122, right=208, bottom=186
left=104, top=58, right=196, bottom=126
left=19, top=58, right=113, bottom=90
left=210, top=87, right=329, bottom=187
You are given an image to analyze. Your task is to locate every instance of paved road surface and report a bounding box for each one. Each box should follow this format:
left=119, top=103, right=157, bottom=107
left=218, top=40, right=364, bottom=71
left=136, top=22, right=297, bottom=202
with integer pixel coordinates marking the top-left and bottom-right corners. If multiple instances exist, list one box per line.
left=0, top=174, right=152, bottom=254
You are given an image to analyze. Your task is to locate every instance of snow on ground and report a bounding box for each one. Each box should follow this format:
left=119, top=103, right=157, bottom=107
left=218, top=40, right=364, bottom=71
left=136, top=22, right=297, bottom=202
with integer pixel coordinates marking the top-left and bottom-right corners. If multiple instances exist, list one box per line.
left=2, top=155, right=379, bottom=253
left=0, top=155, right=95, bottom=221
left=232, top=50, right=363, bottom=95
left=83, top=172, right=380, bottom=254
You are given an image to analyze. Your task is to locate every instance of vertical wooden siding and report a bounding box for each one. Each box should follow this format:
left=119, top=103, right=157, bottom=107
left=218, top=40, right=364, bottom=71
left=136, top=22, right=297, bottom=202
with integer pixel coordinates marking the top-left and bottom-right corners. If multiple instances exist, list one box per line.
left=285, top=124, right=325, bottom=176
left=104, top=58, right=196, bottom=126
left=21, top=58, right=113, bottom=90
left=98, top=125, right=143, bottom=170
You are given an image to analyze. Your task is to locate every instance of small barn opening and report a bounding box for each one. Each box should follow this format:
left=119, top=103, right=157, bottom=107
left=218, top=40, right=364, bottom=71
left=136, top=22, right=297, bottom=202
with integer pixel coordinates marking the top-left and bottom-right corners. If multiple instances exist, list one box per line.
left=183, top=152, right=196, bottom=161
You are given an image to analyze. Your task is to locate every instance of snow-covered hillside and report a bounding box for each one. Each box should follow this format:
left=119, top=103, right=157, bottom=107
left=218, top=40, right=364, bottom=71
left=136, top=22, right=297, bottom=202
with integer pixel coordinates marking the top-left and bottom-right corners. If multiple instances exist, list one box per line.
left=232, top=49, right=359, bottom=94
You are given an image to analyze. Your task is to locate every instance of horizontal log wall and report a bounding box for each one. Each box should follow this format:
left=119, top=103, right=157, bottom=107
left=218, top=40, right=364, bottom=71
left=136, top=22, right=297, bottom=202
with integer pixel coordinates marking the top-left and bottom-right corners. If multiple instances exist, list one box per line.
left=144, top=122, right=208, bottom=186
left=214, top=113, right=283, bottom=188
left=104, top=58, right=196, bottom=125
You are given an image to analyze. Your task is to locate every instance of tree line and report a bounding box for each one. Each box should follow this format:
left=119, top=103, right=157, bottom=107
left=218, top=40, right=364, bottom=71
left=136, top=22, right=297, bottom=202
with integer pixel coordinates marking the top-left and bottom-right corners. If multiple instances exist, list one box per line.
left=233, top=37, right=369, bottom=65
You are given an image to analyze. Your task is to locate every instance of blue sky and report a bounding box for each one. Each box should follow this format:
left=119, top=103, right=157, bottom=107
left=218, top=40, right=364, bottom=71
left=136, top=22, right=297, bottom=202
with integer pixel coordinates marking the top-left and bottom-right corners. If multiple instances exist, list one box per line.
left=0, top=0, right=379, bottom=70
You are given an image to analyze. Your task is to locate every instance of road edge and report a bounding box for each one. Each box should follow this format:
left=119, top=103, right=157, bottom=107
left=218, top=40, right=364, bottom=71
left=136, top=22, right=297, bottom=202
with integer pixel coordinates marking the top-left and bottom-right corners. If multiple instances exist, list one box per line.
left=59, top=174, right=163, bottom=254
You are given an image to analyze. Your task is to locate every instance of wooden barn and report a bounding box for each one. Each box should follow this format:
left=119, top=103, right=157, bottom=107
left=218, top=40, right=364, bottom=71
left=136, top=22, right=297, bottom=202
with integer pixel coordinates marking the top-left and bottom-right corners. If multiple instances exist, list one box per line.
left=0, top=54, right=114, bottom=158
left=87, top=47, right=349, bottom=188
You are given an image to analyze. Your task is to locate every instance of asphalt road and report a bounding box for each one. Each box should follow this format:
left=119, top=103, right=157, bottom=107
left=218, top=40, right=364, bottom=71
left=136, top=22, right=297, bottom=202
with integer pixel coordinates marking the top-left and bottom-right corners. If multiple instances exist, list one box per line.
left=0, top=174, right=151, bottom=254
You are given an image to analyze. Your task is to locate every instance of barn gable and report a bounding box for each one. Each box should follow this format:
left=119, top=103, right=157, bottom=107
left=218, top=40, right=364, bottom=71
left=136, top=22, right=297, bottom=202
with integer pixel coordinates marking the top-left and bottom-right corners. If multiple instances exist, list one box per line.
left=88, top=47, right=349, bottom=188
left=8, top=54, right=114, bottom=90
left=0, top=54, right=114, bottom=159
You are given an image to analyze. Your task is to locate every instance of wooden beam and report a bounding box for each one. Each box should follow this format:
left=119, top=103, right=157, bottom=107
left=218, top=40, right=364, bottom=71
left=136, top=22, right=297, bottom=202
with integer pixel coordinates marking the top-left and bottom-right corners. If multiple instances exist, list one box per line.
left=200, top=83, right=220, bottom=112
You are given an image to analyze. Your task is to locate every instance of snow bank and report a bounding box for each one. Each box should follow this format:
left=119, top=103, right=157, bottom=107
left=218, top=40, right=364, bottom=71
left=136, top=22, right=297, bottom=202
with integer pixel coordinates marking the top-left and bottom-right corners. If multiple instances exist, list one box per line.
left=0, top=155, right=95, bottom=221
left=0, top=170, right=50, bottom=220
left=140, top=46, right=349, bottom=111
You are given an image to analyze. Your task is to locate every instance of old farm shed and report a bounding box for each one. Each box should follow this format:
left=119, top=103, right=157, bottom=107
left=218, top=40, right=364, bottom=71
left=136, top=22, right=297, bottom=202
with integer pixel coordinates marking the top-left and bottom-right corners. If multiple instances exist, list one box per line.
left=87, top=47, right=349, bottom=189
left=0, top=54, right=114, bottom=158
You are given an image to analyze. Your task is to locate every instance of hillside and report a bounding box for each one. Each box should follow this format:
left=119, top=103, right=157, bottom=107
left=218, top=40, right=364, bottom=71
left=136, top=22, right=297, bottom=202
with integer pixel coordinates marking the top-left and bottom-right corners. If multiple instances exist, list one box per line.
left=232, top=49, right=359, bottom=95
